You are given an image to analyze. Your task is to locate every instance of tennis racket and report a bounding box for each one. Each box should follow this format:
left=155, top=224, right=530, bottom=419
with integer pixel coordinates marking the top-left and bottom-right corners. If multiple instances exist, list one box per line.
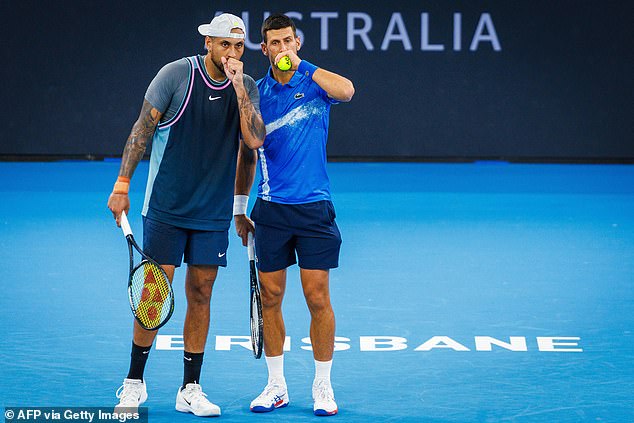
left=120, top=211, right=174, bottom=331
left=247, top=232, right=263, bottom=359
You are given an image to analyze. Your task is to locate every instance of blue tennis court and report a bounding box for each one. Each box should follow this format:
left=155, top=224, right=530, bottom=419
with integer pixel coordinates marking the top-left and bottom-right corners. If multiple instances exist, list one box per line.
left=1, top=161, right=633, bottom=422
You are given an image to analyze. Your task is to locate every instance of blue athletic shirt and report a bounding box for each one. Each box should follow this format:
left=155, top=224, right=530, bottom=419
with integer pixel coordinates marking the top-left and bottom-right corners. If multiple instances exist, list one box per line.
left=256, top=66, right=338, bottom=204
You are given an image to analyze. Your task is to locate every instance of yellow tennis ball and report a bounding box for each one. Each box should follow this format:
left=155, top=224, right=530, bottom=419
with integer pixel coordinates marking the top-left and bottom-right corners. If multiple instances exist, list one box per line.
left=277, top=56, right=292, bottom=71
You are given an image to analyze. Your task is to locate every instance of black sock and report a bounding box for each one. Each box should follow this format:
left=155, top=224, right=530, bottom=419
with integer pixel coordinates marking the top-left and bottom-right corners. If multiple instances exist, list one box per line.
left=126, top=342, right=152, bottom=380
left=182, top=351, right=204, bottom=389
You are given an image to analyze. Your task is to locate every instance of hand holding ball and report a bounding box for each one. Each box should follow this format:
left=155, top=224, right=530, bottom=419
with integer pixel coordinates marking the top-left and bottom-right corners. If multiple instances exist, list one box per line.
left=277, top=56, right=292, bottom=71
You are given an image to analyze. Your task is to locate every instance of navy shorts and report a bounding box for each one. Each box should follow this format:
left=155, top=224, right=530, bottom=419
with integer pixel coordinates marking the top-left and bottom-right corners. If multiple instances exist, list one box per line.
left=142, top=216, right=229, bottom=267
left=250, top=198, right=342, bottom=272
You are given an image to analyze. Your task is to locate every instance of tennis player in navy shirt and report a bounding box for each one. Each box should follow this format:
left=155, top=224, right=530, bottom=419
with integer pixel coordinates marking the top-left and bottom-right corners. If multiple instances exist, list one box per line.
left=233, top=13, right=354, bottom=417
left=108, top=13, right=264, bottom=417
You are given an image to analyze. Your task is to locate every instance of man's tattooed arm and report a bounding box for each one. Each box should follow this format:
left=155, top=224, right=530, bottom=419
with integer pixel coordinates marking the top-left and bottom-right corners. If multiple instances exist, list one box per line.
left=237, top=91, right=265, bottom=150
left=119, top=100, right=163, bottom=178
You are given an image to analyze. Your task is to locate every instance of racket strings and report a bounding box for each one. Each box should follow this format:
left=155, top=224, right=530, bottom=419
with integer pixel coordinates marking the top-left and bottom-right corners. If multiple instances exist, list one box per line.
left=251, top=290, right=263, bottom=357
left=130, top=261, right=172, bottom=328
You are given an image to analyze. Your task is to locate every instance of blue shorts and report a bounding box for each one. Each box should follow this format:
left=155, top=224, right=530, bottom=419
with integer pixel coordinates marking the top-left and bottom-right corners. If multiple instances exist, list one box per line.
left=142, top=216, right=229, bottom=267
left=250, top=198, right=342, bottom=272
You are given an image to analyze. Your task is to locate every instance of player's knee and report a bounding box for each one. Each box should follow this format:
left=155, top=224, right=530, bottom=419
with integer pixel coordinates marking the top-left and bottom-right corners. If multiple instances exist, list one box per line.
left=305, top=290, right=331, bottom=314
left=187, top=281, right=213, bottom=305
left=260, top=284, right=284, bottom=308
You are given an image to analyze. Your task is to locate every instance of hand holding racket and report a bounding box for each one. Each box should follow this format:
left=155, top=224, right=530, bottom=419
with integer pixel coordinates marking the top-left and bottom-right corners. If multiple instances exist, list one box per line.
left=120, top=211, right=174, bottom=331
left=247, top=232, right=263, bottom=359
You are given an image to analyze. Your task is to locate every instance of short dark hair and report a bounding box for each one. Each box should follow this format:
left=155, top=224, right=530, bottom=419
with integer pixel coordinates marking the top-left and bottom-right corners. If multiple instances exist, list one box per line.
left=261, top=13, right=296, bottom=43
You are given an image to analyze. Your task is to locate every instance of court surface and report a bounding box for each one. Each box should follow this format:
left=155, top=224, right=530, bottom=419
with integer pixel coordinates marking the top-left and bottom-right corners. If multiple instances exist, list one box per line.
left=1, top=160, right=633, bottom=422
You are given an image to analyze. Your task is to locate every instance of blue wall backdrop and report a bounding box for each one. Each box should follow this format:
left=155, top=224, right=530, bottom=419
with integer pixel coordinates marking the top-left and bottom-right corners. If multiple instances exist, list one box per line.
left=1, top=1, right=633, bottom=160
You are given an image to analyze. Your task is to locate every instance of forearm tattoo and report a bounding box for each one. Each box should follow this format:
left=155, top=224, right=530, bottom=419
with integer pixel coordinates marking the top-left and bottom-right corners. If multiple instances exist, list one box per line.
left=119, top=100, right=161, bottom=178
left=238, top=93, right=266, bottom=142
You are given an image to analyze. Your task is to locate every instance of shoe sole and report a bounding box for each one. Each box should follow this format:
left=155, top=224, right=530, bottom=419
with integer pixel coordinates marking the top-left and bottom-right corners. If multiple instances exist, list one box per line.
left=314, top=408, right=338, bottom=416
left=175, top=403, right=221, bottom=417
left=250, top=402, right=289, bottom=413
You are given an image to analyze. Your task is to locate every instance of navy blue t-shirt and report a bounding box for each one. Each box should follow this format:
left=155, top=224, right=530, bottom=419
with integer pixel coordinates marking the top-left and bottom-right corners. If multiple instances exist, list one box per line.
left=141, top=55, right=258, bottom=230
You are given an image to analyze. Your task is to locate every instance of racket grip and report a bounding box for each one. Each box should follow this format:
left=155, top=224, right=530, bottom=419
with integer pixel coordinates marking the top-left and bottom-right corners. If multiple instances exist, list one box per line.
left=120, top=210, right=133, bottom=237
left=247, top=232, right=255, bottom=260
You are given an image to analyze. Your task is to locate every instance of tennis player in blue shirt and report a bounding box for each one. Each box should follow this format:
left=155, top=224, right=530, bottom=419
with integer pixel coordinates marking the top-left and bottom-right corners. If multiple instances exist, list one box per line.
left=234, top=13, right=354, bottom=417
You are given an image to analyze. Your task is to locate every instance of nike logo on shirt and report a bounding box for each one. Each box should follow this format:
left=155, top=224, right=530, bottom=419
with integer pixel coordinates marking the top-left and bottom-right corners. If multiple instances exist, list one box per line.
left=209, top=95, right=221, bottom=101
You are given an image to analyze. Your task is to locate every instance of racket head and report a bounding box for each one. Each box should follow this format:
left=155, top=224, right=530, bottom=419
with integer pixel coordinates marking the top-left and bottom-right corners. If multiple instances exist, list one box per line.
left=250, top=289, right=263, bottom=358
left=249, top=260, right=263, bottom=358
left=128, top=259, right=174, bottom=331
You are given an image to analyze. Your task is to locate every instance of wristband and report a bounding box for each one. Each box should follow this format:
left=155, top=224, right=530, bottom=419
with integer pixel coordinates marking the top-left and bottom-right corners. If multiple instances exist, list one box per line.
left=113, top=176, right=130, bottom=195
left=298, top=60, right=318, bottom=79
left=233, top=195, right=249, bottom=215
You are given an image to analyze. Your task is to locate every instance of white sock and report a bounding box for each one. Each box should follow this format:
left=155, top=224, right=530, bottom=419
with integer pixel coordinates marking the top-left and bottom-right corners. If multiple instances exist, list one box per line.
left=265, top=354, right=285, bottom=383
left=314, top=359, right=332, bottom=383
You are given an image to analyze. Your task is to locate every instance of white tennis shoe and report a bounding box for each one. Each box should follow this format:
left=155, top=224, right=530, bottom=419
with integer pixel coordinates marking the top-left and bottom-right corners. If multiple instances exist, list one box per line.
left=250, top=378, right=289, bottom=412
left=175, top=383, right=221, bottom=417
left=114, top=378, right=147, bottom=412
left=313, top=378, right=338, bottom=416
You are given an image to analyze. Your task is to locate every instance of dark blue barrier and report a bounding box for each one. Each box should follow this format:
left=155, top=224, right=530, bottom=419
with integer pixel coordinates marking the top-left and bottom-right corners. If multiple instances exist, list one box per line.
left=1, top=1, right=632, bottom=160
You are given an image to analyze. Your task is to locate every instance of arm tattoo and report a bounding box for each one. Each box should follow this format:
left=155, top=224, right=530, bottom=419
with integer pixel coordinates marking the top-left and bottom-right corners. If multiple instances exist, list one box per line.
left=249, top=109, right=266, bottom=141
left=238, top=93, right=266, bottom=143
left=119, top=100, right=161, bottom=178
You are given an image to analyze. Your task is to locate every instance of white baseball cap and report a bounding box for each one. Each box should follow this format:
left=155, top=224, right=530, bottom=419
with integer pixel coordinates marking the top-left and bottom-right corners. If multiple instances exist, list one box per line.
left=198, top=13, right=246, bottom=39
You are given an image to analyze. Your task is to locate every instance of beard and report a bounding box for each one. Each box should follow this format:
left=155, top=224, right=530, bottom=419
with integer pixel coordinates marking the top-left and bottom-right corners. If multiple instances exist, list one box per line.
left=210, top=55, right=226, bottom=76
